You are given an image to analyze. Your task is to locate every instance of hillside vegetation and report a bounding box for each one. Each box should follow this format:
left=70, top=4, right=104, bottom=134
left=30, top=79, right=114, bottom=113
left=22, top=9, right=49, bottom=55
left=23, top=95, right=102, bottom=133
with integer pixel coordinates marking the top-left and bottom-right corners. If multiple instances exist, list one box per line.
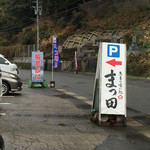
left=0, top=0, right=149, bottom=77
left=0, top=1, right=149, bottom=45
left=0, top=0, right=149, bottom=47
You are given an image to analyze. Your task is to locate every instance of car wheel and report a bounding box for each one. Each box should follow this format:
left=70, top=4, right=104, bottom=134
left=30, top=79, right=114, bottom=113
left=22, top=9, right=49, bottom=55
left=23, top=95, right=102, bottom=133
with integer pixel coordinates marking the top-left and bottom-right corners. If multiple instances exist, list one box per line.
left=2, top=82, right=9, bottom=95
left=0, top=135, right=4, bottom=150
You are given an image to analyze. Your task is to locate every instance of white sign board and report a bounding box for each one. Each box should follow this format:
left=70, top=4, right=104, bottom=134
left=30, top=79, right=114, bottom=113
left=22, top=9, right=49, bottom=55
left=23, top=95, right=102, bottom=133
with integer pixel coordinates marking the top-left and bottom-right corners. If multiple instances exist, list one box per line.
left=100, top=42, right=126, bottom=115
left=32, top=52, right=44, bottom=82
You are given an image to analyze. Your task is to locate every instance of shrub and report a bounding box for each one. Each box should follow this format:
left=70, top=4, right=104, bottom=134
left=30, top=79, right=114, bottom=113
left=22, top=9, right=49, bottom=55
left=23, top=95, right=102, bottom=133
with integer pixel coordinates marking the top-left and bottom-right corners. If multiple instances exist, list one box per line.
left=40, top=24, right=52, bottom=40
left=56, top=17, right=67, bottom=29
left=19, top=27, right=36, bottom=45
left=127, top=52, right=150, bottom=77
left=71, top=12, right=87, bottom=28
left=142, top=43, right=150, bottom=49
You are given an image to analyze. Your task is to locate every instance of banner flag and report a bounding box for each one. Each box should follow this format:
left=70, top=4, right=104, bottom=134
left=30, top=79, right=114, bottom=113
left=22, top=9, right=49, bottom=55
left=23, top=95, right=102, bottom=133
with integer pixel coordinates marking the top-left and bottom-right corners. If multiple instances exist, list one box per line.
left=75, top=51, right=78, bottom=69
left=53, top=37, right=60, bottom=68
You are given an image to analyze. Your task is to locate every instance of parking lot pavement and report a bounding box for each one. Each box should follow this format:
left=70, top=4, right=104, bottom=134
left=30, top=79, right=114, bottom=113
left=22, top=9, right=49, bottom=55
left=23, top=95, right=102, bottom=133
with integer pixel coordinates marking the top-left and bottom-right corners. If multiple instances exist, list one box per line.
left=0, top=84, right=108, bottom=150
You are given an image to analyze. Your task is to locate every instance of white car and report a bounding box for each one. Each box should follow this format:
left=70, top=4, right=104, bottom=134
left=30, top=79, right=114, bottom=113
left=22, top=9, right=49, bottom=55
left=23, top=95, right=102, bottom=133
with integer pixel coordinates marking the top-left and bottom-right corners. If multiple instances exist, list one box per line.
left=0, top=54, right=18, bottom=75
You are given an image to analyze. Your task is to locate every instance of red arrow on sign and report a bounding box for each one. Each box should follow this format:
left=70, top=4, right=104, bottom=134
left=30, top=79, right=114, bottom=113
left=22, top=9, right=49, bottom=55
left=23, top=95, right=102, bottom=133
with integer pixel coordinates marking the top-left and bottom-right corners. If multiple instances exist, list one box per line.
left=106, top=59, right=122, bottom=67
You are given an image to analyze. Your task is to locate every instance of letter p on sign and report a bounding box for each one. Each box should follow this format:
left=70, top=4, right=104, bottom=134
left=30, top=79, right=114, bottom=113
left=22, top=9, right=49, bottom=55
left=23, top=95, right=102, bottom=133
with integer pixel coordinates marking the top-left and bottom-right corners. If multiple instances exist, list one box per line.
left=107, top=44, right=120, bottom=58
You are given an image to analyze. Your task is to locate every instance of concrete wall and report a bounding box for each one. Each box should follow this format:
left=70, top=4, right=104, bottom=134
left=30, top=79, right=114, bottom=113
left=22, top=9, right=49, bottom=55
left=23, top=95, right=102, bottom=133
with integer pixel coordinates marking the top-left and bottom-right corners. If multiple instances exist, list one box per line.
left=13, top=57, right=97, bottom=72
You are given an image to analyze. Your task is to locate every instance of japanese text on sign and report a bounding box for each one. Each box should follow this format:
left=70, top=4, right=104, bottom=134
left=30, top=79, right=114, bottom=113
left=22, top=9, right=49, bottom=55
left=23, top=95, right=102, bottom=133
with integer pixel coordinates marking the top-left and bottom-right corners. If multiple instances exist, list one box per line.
left=32, top=52, right=44, bottom=82
left=53, top=37, right=60, bottom=68
left=105, top=69, right=117, bottom=109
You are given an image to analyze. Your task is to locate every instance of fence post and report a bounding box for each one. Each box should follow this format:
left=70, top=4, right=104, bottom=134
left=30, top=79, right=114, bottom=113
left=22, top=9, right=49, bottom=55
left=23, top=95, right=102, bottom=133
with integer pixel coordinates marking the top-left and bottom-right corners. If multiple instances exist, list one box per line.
left=33, top=44, right=35, bottom=52
left=28, top=45, right=30, bottom=57
left=14, top=47, right=17, bottom=57
left=19, top=46, right=21, bottom=57
left=23, top=46, right=25, bottom=58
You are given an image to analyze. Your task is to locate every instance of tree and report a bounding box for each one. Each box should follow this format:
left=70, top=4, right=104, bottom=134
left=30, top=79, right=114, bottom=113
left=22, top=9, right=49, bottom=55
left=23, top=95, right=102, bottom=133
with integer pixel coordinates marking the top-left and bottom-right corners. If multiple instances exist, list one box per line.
left=0, top=0, right=34, bottom=32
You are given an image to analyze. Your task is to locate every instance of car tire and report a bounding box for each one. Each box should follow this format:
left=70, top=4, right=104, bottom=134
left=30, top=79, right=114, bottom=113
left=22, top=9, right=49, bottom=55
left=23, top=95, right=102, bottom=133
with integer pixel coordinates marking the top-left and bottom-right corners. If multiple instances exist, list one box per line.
left=2, top=81, right=9, bottom=95
left=0, top=135, right=4, bottom=150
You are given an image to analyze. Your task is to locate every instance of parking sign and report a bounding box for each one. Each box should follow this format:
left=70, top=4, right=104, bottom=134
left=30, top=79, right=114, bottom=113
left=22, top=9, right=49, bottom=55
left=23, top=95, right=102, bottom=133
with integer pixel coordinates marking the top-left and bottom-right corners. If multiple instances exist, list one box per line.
left=100, top=42, right=126, bottom=115
left=107, top=44, right=120, bottom=57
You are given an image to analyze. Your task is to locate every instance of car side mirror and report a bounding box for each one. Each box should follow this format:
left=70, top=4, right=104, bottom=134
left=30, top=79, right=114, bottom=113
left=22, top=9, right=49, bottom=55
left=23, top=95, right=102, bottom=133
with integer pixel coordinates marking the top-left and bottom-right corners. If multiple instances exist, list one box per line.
left=5, top=60, right=9, bottom=65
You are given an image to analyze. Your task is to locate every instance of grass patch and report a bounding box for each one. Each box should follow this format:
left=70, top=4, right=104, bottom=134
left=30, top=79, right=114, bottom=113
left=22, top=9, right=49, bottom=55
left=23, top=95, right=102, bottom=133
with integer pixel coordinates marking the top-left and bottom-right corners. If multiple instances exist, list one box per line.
left=127, top=74, right=150, bottom=80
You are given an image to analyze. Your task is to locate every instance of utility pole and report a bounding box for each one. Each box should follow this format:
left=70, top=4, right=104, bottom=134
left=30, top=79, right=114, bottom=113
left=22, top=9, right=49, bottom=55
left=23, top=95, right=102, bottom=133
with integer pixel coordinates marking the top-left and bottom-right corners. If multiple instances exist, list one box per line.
left=32, top=0, right=42, bottom=51
left=36, top=0, right=39, bottom=51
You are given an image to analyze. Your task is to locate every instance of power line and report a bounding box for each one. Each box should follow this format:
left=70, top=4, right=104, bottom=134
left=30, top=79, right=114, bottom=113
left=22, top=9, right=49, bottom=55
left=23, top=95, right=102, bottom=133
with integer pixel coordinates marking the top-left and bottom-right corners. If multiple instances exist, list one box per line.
left=48, top=0, right=94, bottom=17
left=50, top=5, right=80, bottom=17
left=57, top=0, right=81, bottom=11
left=9, top=7, right=31, bottom=15
left=0, top=20, right=34, bottom=32
left=0, top=0, right=89, bottom=32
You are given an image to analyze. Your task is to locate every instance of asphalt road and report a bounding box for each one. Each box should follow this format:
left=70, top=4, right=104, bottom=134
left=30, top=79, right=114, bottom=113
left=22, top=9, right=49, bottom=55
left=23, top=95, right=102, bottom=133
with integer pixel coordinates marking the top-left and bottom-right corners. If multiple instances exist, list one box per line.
left=15, top=70, right=150, bottom=150
left=19, top=69, right=150, bottom=116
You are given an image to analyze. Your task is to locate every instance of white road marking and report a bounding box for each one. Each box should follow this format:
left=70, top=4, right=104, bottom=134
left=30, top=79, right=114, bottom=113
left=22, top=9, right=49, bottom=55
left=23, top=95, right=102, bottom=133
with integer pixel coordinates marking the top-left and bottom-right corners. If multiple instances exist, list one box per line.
left=56, top=88, right=67, bottom=92
left=2, top=96, right=14, bottom=98
left=55, top=88, right=92, bottom=105
left=0, top=103, right=11, bottom=105
left=0, top=113, right=6, bottom=116
left=127, top=117, right=150, bottom=138
left=63, top=91, right=77, bottom=96
left=56, top=87, right=150, bottom=139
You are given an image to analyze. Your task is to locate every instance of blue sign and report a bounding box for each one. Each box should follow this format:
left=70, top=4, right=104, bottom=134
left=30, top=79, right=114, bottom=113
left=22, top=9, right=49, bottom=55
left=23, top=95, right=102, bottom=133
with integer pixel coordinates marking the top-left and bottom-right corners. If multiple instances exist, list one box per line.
left=53, top=37, right=60, bottom=68
left=107, top=44, right=120, bottom=58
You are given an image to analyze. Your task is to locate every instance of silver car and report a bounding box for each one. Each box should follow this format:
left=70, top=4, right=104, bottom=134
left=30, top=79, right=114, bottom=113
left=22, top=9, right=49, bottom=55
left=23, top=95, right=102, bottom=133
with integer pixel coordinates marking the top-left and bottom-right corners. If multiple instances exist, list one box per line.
left=1, top=71, right=22, bottom=95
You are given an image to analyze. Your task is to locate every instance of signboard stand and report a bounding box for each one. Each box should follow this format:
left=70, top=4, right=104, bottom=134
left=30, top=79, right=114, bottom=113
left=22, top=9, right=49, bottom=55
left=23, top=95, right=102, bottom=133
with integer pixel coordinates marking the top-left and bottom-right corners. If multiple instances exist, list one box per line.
left=50, top=81, right=55, bottom=88
left=91, top=41, right=127, bottom=127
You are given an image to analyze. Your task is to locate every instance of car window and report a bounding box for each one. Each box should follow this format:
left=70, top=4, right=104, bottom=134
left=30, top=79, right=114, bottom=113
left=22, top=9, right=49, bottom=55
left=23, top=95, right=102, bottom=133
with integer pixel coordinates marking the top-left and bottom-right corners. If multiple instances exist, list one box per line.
left=0, top=57, right=7, bottom=64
